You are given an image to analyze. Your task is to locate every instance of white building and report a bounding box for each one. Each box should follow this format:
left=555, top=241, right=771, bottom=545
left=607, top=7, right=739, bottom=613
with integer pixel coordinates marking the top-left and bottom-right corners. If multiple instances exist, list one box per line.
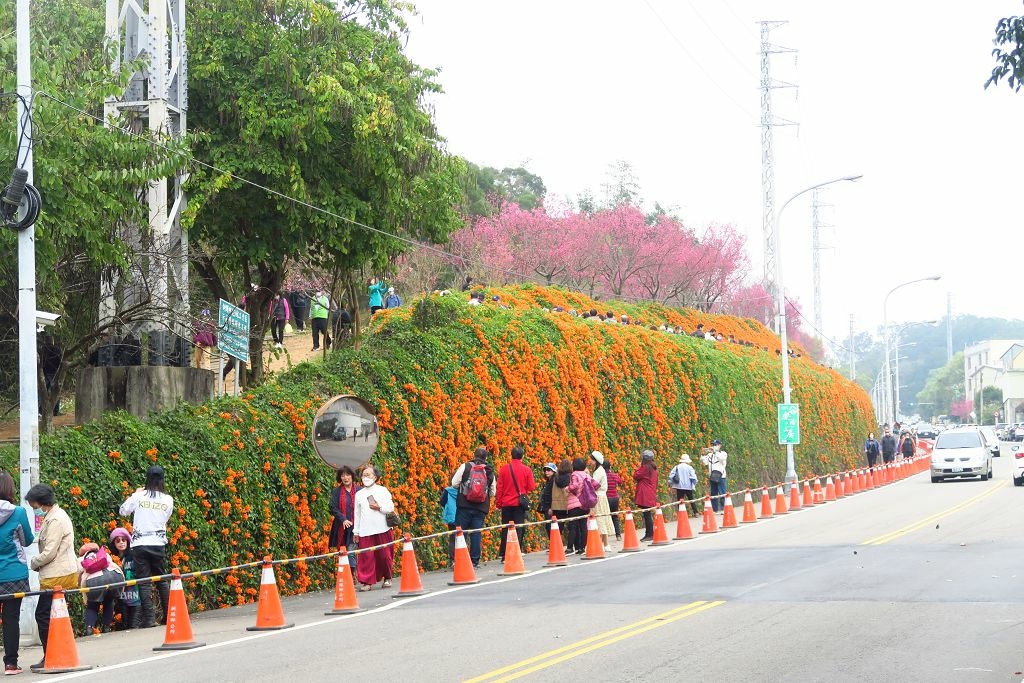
left=962, top=339, right=1024, bottom=423
left=998, top=343, right=1024, bottom=423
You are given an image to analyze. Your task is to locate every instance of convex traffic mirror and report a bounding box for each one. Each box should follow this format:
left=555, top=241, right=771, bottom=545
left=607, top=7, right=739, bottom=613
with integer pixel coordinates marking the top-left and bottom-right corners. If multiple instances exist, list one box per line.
left=311, top=395, right=380, bottom=471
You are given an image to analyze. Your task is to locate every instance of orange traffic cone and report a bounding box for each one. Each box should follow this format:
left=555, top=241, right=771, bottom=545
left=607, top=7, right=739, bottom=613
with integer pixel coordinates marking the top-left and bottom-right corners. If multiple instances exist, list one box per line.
left=760, top=486, right=774, bottom=517
left=867, top=467, right=877, bottom=488
left=721, top=493, right=738, bottom=528
left=393, top=535, right=428, bottom=598
left=651, top=507, right=672, bottom=546
left=581, top=513, right=605, bottom=560
left=809, top=479, right=821, bottom=505
left=499, top=523, right=531, bottom=574
left=835, top=473, right=847, bottom=497
left=824, top=477, right=837, bottom=502
left=620, top=510, right=645, bottom=552
left=775, top=484, right=788, bottom=514
left=448, top=527, right=480, bottom=585
left=154, top=569, right=205, bottom=650
left=545, top=518, right=569, bottom=566
left=326, top=551, right=366, bottom=612
left=742, top=490, right=758, bottom=523
left=857, top=469, right=866, bottom=491
left=790, top=482, right=802, bottom=510
left=247, top=557, right=295, bottom=631
left=36, top=588, right=92, bottom=673
left=701, top=497, right=719, bottom=533
left=674, top=502, right=694, bottom=540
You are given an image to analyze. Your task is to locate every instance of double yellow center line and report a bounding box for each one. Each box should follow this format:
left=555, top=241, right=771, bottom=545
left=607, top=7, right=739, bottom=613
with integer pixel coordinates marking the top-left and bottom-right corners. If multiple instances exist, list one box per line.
left=861, top=480, right=1006, bottom=546
left=464, top=600, right=724, bottom=682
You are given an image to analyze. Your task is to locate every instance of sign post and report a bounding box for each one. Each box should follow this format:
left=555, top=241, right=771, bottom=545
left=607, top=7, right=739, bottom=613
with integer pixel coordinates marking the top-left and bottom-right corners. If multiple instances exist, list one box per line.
left=217, top=299, right=250, bottom=396
left=777, top=403, right=800, bottom=445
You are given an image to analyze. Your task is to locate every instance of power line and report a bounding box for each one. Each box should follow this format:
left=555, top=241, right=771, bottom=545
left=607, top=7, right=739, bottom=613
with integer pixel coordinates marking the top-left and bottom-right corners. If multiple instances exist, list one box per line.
left=681, top=0, right=757, bottom=78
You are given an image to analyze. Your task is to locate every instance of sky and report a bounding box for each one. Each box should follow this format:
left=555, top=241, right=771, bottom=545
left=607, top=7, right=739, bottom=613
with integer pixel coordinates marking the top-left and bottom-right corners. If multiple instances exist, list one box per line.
left=403, top=1, right=1024, bottom=349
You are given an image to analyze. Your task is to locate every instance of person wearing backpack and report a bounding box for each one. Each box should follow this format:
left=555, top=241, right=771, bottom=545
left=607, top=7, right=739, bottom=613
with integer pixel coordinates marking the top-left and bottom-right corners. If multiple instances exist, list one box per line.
left=450, top=447, right=496, bottom=567
left=495, top=445, right=537, bottom=562
left=566, top=457, right=598, bottom=555
left=864, top=432, right=881, bottom=467
left=668, top=454, right=699, bottom=517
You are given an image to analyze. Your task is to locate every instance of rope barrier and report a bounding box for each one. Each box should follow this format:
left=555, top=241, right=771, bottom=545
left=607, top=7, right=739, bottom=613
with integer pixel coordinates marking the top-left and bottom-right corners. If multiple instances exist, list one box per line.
left=0, top=458, right=924, bottom=602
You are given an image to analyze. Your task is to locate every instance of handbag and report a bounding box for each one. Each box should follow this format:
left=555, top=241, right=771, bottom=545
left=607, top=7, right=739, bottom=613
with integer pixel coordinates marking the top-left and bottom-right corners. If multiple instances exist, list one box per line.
left=509, top=463, right=530, bottom=511
left=709, top=470, right=723, bottom=484
left=385, top=511, right=402, bottom=528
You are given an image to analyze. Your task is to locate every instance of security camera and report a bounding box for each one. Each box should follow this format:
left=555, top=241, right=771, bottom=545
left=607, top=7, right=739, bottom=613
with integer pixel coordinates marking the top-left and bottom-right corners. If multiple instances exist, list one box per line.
left=35, top=311, right=60, bottom=329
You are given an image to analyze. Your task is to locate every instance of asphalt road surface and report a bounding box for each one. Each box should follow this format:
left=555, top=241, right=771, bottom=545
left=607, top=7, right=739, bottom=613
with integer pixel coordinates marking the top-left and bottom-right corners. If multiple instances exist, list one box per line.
left=42, top=448, right=1024, bottom=682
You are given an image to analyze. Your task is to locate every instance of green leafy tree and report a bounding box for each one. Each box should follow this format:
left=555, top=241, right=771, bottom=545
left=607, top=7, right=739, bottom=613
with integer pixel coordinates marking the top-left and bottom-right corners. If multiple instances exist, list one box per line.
left=0, top=0, right=186, bottom=428
left=184, top=0, right=466, bottom=383
left=987, top=9, right=1024, bottom=90
left=916, top=352, right=965, bottom=417
left=463, top=162, right=546, bottom=216
left=975, top=385, right=1003, bottom=425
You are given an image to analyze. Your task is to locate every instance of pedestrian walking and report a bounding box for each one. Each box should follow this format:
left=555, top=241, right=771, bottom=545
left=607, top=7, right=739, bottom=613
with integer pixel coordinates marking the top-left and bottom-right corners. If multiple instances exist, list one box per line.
left=633, top=450, right=658, bottom=541
left=880, top=428, right=897, bottom=464
left=329, top=467, right=359, bottom=570
left=119, top=465, right=173, bottom=628
left=899, top=431, right=916, bottom=460
left=495, top=446, right=536, bottom=561
left=550, top=459, right=572, bottom=549
left=0, top=472, right=33, bottom=674
left=77, top=542, right=123, bottom=634
left=864, top=432, right=881, bottom=468
left=668, top=454, right=698, bottom=516
left=700, top=440, right=728, bottom=512
left=26, top=484, right=78, bottom=669
left=310, top=289, right=332, bottom=351
left=108, top=527, right=140, bottom=630
left=450, top=448, right=496, bottom=567
left=605, top=461, right=623, bottom=540
left=566, top=458, right=597, bottom=554
left=368, top=277, right=388, bottom=315
left=289, top=290, right=309, bottom=332
left=352, top=466, right=396, bottom=590
left=268, top=292, right=291, bottom=348
left=384, top=287, right=402, bottom=309
left=588, top=452, right=615, bottom=552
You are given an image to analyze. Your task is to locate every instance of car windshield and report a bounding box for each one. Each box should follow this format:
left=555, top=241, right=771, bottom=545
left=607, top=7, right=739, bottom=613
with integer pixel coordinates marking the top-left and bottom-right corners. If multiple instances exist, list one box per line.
left=935, top=432, right=982, bottom=449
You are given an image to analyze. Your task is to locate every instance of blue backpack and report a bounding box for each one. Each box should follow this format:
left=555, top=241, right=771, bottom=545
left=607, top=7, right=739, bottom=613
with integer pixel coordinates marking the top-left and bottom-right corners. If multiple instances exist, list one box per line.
left=440, top=486, right=458, bottom=525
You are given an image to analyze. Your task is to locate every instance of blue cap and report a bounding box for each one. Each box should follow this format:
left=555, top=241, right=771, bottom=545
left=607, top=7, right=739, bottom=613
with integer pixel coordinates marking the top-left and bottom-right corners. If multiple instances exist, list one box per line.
left=712, top=439, right=721, bottom=445
left=543, top=462, right=557, bottom=473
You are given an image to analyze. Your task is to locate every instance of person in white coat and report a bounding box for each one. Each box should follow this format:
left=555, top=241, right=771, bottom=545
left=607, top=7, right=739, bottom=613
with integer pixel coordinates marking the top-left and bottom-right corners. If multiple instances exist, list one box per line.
left=119, top=465, right=173, bottom=627
left=352, top=465, right=395, bottom=591
left=668, top=454, right=699, bottom=517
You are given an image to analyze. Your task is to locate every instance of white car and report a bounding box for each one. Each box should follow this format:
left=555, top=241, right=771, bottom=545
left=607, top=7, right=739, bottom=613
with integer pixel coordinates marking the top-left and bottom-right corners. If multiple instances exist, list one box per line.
left=930, top=427, right=994, bottom=483
left=1014, top=444, right=1024, bottom=486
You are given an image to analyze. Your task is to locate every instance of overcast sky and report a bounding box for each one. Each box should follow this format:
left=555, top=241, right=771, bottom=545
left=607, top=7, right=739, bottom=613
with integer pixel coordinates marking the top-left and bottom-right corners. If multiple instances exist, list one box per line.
left=404, top=1, right=1024, bottom=347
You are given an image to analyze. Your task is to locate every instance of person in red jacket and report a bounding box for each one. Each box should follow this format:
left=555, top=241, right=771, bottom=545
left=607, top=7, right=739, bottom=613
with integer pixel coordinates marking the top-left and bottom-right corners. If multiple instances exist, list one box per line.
left=633, top=449, right=659, bottom=541
left=495, top=445, right=537, bottom=561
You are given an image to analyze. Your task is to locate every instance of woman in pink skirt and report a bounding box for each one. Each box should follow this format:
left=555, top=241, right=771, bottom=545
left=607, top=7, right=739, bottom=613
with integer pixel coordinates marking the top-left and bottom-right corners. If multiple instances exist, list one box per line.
left=352, top=465, right=395, bottom=591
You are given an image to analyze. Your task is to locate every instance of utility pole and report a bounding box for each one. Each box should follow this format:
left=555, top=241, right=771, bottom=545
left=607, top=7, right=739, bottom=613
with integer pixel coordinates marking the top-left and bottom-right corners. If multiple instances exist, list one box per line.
left=946, top=291, right=953, bottom=362
left=759, top=19, right=797, bottom=317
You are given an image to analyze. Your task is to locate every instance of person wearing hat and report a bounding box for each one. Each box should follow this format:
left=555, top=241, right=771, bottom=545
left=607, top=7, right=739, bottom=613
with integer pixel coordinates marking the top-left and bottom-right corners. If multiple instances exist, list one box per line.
left=384, top=287, right=402, bottom=309
left=77, top=541, right=123, bottom=634
left=667, top=454, right=699, bottom=517
left=700, top=440, right=729, bottom=513
left=536, top=462, right=558, bottom=531
left=119, top=465, right=174, bottom=628
left=633, top=450, right=659, bottom=541
left=588, top=452, right=615, bottom=552
left=108, top=527, right=141, bottom=629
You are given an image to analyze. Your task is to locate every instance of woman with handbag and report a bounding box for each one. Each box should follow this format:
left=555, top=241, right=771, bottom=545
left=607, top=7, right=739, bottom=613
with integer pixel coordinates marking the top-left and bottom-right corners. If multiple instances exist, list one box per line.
left=495, top=445, right=536, bottom=562
left=328, top=466, right=359, bottom=569
left=352, top=466, right=396, bottom=591
left=566, top=457, right=597, bottom=555
left=588, top=452, right=614, bottom=552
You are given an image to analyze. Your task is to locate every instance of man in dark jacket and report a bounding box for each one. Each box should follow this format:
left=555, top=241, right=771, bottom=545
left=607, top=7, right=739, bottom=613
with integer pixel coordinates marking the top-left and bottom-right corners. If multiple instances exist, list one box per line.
left=449, top=447, right=496, bottom=567
left=880, top=428, right=898, bottom=463
left=495, top=445, right=537, bottom=561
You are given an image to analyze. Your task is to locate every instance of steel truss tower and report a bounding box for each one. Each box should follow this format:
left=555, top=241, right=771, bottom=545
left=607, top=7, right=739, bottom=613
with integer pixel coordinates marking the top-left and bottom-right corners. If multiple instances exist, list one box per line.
left=101, top=0, right=188, bottom=361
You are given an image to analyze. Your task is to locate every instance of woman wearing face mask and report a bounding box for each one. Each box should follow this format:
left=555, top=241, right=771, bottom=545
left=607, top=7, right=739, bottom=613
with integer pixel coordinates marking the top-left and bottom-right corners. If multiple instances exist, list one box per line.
left=25, top=484, right=78, bottom=670
left=352, top=466, right=395, bottom=591
left=329, top=467, right=359, bottom=570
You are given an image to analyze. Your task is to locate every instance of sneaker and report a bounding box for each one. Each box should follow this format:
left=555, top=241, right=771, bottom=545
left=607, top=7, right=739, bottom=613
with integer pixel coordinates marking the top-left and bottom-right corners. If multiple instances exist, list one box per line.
left=274, top=342, right=282, bottom=349
left=5, top=664, right=22, bottom=675
left=603, top=546, right=612, bottom=552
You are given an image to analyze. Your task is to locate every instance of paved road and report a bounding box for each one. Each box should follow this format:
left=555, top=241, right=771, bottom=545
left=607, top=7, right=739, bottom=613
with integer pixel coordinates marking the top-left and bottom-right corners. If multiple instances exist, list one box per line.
left=43, top=448, right=1024, bottom=682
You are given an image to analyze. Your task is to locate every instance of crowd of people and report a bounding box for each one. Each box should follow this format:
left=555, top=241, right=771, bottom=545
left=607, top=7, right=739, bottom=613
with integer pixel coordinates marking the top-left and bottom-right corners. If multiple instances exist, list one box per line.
left=863, top=422, right=917, bottom=467
left=0, top=466, right=172, bottom=674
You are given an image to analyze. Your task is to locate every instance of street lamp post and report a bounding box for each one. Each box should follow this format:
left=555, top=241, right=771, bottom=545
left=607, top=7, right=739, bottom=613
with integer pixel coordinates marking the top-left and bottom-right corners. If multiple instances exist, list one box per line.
left=882, top=278, right=941, bottom=425
left=776, top=175, right=862, bottom=487
left=890, top=320, right=937, bottom=422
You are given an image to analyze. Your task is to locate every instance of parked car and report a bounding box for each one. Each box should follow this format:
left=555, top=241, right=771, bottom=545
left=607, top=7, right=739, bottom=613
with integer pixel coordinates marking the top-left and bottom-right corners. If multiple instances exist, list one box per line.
left=930, top=427, right=994, bottom=483
left=1014, top=444, right=1024, bottom=486
left=979, top=426, right=1001, bottom=457
left=1012, top=423, right=1024, bottom=442
left=916, top=423, right=939, bottom=439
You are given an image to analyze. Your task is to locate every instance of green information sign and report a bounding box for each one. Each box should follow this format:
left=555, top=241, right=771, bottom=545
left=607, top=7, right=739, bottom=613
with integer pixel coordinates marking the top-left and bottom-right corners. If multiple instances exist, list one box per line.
left=777, top=403, right=800, bottom=445
left=218, top=298, right=250, bottom=363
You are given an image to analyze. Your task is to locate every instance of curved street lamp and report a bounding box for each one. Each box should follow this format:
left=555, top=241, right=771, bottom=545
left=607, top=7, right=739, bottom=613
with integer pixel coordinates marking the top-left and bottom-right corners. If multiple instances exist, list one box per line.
left=883, top=278, right=941, bottom=425
left=776, top=175, right=862, bottom=487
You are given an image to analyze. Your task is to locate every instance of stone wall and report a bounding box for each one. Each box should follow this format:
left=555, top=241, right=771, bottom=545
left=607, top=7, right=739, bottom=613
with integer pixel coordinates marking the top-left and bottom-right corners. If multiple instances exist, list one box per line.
left=75, top=366, right=215, bottom=424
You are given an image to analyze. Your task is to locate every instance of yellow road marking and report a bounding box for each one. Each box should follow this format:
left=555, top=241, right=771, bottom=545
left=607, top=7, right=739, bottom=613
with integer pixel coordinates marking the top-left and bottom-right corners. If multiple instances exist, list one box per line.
left=464, top=600, right=725, bottom=683
left=861, top=480, right=1006, bottom=546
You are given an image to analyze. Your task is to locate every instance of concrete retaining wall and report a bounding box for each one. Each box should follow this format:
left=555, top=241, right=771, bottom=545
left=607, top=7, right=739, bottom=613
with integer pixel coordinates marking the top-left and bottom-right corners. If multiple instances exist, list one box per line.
left=75, top=366, right=215, bottom=424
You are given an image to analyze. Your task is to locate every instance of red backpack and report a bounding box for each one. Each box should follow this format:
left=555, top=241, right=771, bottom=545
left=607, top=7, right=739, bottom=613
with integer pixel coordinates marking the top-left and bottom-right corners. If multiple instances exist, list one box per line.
left=461, top=462, right=489, bottom=503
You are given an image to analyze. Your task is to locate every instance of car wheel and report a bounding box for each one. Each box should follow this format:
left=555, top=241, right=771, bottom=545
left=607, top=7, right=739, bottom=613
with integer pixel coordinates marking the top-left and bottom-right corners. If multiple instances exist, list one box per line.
left=1015, top=476, right=1023, bottom=487
left=931, top=475, right=941, bottom=483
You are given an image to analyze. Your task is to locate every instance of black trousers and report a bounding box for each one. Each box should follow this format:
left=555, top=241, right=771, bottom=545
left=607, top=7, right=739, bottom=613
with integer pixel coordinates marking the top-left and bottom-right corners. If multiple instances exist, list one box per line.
left=498, top=506, right=527, bottom=558
left=35, top=591, right=52, bottom=653
left=607, top=497, right=621, bottom=538
left=867, top=452, right=878, bottom=467
left=292, top=306, right=306, bottom=331
left=270, top=319, right=286, bottom=344
left=641, top=510, right=654, bottom=539
left=133, top=545, right=170, bottom=626
left=567, top=508, right=588, bottom=551
left=1, top=596, right=22, bottom=666
left=311, top=317, right=330, bottom=350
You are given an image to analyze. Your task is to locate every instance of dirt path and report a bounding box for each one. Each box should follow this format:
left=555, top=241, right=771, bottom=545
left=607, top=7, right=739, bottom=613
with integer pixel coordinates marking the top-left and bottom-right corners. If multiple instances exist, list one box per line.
left=0, top=326, right=326, bottom=441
